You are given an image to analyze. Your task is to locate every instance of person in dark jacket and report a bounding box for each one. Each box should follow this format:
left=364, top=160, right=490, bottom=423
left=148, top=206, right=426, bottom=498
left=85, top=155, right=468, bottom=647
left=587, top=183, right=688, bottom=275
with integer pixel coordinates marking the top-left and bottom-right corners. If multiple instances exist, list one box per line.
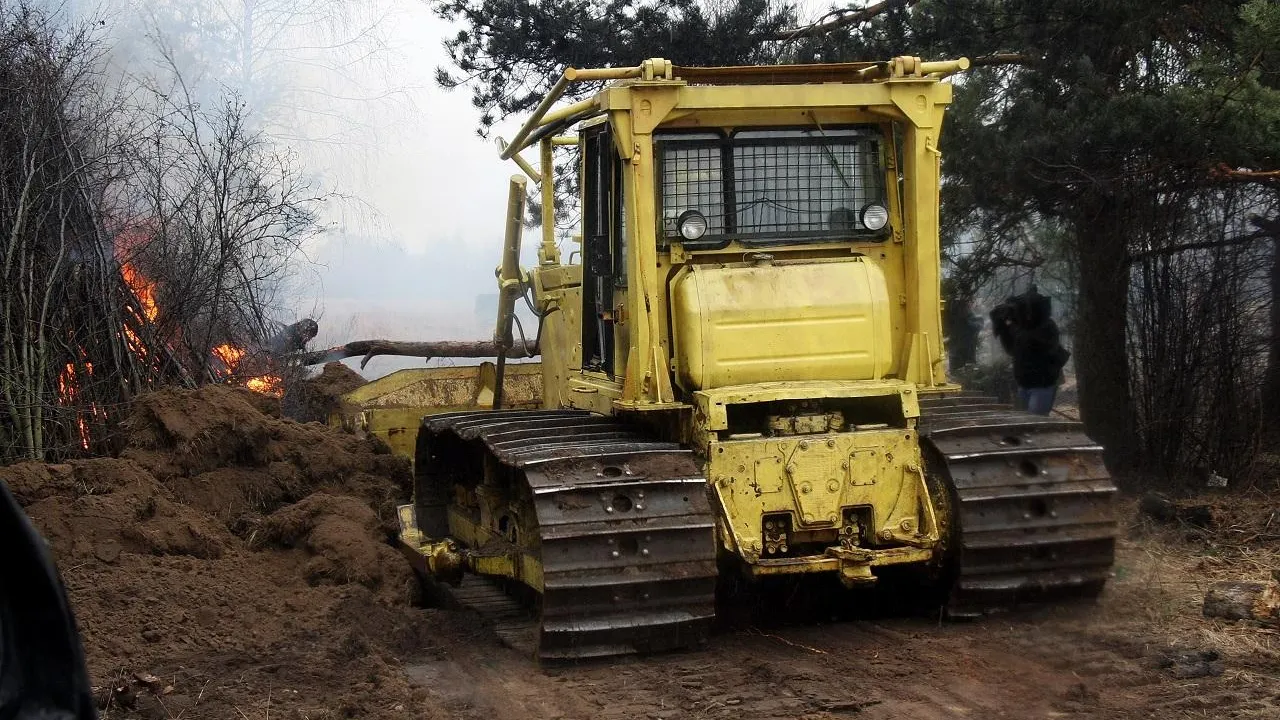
left=990, top=286, right=1070, bottom=415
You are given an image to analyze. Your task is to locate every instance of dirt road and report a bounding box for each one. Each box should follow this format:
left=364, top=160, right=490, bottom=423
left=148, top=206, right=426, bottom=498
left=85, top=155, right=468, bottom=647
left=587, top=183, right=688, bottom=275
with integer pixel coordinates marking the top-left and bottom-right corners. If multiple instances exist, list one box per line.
left=403, top=539, right=1280, bottom=720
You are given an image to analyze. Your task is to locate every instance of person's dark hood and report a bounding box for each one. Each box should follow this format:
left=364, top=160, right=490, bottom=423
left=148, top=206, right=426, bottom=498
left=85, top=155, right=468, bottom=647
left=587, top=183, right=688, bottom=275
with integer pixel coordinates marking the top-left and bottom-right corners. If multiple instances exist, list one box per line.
left=1005, top=286, right=1052, bottom=326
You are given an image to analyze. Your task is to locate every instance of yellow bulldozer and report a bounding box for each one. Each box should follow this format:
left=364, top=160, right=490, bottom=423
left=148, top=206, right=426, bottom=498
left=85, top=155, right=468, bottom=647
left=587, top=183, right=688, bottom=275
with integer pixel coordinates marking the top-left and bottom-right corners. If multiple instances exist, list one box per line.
left=385, top=56, right=1118, bottom=660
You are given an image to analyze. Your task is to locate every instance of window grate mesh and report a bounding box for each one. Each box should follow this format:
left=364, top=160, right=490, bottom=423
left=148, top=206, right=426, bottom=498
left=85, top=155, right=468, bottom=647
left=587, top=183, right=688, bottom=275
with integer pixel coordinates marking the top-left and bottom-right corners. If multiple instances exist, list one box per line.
left=733, top=140, right=879, bottom=235
left=657, top=132, right=885, bottom=241
left=658, top=141, right=724, bottom=238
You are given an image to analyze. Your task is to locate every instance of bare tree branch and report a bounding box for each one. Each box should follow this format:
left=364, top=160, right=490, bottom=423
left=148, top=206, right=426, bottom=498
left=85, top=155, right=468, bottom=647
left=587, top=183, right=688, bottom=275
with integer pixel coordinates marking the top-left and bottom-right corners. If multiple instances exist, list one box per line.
left=768, top=0, right=919, bottom=42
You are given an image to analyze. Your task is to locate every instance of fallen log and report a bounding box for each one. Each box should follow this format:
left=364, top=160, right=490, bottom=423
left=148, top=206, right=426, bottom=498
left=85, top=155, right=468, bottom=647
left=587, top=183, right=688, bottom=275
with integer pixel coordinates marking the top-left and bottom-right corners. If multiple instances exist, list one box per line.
left=1139, top=492, right=1215, bottom=529
left=296, top=340, right=539, bottom=369
left=1203, top=581, right=1280, bottom=625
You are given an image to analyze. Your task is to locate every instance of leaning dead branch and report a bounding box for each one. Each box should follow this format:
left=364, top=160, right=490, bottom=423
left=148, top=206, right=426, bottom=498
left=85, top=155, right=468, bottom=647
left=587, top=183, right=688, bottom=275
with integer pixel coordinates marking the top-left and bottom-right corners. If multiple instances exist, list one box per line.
left=298, top=340, right=538, bottom=369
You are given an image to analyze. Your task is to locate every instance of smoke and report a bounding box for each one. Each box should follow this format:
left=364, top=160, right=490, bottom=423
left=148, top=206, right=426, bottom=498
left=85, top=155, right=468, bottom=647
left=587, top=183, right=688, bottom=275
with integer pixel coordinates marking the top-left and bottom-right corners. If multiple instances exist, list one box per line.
left=52, top=0, right=537, bottom=379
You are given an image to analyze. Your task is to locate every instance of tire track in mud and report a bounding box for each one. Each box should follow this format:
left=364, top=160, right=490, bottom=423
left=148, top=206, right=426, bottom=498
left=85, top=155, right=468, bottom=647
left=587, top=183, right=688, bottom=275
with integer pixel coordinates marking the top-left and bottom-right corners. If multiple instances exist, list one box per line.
left=403, top=537, right=1280, bottom=720
left=407, top=617, right=1086, bottom=720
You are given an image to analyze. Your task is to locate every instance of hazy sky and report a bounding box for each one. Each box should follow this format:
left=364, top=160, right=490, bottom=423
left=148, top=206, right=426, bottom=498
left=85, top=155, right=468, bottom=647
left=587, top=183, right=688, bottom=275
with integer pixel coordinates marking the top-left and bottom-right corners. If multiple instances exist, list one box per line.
left=294, top=0, right=533, bottom=351
left=302, top=2, right=830, bottom=350
left=69, top=0, right=830, bottom=376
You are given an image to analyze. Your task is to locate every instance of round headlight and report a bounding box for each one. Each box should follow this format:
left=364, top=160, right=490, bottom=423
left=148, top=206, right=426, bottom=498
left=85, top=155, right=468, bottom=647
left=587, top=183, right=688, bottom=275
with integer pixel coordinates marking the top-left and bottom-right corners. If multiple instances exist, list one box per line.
left=861, top=204, right=889, bottom=231
left=678, top=210, right=708, bottom=240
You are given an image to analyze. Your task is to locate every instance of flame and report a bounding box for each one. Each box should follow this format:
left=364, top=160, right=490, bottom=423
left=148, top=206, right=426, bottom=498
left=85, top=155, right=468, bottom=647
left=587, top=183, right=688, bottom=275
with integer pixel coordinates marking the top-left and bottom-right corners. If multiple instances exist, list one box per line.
left=246, top=375, right=283, bottom=396
left=58, top=363, right=77, bottom=402
left=213, top=343, right=245, bottom=367
left=118, top=262, right=159, bottom=360
left=121, top=263, right=159, bottom=322
left=57, top=362, right=95, bottom=449
left=112, top=233, right=283, bottom=399
left=213, top=343, right=282, bottom=397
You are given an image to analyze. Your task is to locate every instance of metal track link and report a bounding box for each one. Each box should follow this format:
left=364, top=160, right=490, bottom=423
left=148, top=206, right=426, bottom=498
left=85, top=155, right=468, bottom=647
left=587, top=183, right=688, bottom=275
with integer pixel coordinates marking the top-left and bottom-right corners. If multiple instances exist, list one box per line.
left=418, top=410, right=718, bottom=661
left=918, top=394, right=1118, bottom=617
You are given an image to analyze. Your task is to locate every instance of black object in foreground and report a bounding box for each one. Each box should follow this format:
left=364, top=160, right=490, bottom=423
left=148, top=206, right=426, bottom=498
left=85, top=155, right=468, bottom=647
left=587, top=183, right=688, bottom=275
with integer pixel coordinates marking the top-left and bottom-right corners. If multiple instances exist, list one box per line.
left=0, top=480, right=97, bottom=720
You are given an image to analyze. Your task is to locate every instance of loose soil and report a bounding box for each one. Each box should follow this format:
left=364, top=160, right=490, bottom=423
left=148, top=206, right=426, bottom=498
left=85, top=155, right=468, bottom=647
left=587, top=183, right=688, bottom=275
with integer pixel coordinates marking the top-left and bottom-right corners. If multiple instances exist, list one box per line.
left=4, top=391, right=1279, bottom=719
left=289, top=361, right=368, bottom=423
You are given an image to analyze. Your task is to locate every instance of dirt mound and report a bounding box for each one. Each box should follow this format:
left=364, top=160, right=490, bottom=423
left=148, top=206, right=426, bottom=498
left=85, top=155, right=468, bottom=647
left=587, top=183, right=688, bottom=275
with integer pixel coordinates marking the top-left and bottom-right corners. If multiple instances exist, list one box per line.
left=291, top=361, right=368, bottom=423
left=0, top=384, right=456, bottom=720
left=259, top=492, right=414, bottom=599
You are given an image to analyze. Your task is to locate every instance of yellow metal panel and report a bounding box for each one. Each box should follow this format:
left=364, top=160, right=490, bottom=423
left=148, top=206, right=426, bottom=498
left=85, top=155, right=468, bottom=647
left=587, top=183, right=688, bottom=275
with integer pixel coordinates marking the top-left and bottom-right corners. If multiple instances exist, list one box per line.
left=341, top=363, right=542, bottom=408
left=706, top=428, right=924, bottom=563
left=670, top=258, right=891, bottom=391
left=330, top=363, right=545, bottom=465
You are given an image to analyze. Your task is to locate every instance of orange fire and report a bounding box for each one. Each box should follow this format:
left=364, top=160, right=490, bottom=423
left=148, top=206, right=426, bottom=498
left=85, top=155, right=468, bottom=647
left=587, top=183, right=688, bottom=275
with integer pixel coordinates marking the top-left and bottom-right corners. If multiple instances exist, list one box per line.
left=118, top=262, right=160, bottom=360
left=121, top=263, right=159, bottom=322
left=213, top=343, right=245, bottom=367
left=57, top=362, right=95, bottom=449
left=112, top=236, right=282, bottom=398
left=214, top=343, right=283, bottom=397
left=246, top=376, right=283, bottom=395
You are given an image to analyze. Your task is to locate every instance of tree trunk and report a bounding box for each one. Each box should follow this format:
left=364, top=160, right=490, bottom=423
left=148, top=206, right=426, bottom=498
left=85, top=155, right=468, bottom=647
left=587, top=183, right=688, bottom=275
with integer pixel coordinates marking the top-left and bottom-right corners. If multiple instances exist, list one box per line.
left=296, top=339, right=538, bottom=369
left=1203, top=581, right=1280, bottom=625
left=1072, top=198, right=1136, bottom=470
left=1261, top=222, right=1280, bottom=431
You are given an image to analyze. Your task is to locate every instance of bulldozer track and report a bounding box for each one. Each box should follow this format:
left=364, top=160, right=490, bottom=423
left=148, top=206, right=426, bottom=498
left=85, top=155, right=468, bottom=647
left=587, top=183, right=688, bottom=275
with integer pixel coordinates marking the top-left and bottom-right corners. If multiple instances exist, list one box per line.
left=919, top=393, right=1118, bottom=617
left=416, top=397, right=1117, bottom=659
left=416, top=410, right=719, bottom=661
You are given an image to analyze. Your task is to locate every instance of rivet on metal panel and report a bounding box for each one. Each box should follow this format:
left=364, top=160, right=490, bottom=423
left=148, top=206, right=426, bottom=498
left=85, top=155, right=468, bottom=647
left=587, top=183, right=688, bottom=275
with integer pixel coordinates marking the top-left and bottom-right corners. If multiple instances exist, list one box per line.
left=827, top=480, right=839, bottom=492
left=641, top=548, right=650, bottom=556
left=879, top=529, right=894, bottom=540
left=611, top=550, right=620, bottom=558
left=827, top=439, right=836, bottom=448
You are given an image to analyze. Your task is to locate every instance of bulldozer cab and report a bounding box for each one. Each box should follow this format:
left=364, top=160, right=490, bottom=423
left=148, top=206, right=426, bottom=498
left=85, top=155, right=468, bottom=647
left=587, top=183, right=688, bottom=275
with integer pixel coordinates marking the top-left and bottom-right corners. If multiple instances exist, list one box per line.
left=504, top=57, right=968, bottom=416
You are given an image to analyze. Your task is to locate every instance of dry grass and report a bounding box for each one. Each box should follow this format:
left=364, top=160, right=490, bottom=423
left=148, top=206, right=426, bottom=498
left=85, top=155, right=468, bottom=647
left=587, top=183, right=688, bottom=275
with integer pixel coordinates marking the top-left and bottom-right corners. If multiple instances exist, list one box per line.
left=1118, top=496, right=1280, bottom=667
